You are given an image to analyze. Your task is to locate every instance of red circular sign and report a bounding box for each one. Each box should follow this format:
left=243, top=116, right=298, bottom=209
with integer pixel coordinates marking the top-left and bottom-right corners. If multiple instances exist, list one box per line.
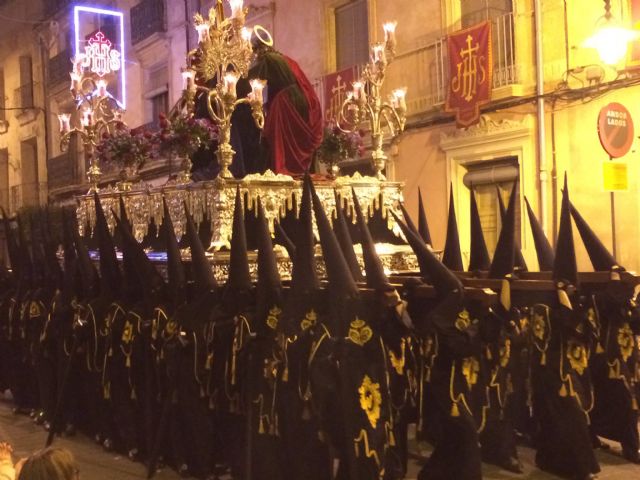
left=597, top=102, right=634, bottom=158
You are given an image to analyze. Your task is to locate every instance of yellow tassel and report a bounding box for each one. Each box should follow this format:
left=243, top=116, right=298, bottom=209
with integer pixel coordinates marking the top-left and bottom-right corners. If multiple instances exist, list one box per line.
left=258, top=417, right=265, bottom=434
left=451, top=402, right=460, bottom=417
left=103, top=383, right=110, bottom=400
left=540, top=351, right=546, bottom=366
left=559, top=383, right=568, bottom=397
left=596, top=343, right=605, bottom=354
left=200, top=386, right=206, bottom=398
left=302, top=402, right=311, bottom=420
left=126, top=355, right=131, bottom=368
left=159, top=349, right=164, bottom=360
left=281, top=365, right=289, bottom=382
left=609, top=365, right=618, bottom=379
left=388, top=429, right=396, bottom=446
left=632, top=396, right=638, bottom=411
left=206, top=353, right=213, bottom=370
left=131, top=388, right=137, bottom=400
left=209, top=396, right=215, bottom=410
left=486, top=346, right=492, bottom=360
left=108, top=347, right=113, bottom=357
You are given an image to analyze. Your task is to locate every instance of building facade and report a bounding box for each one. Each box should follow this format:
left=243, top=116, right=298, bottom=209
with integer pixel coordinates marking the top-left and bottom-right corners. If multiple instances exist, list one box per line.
left=0, top=0, right=638, bottom=272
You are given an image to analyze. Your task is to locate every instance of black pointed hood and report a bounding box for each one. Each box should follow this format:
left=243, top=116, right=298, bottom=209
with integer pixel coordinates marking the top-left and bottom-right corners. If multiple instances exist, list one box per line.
left=332, top=189, right=363, bottom=281
left=226, top=186, right=252, bottom=292
left=442, top=186, right=463, bottom=271
left=163, top=199, right=187, bottom=309
left=352, top=188, right=391, bottom=291
left=256, top=197, right=283, bottom=334
left=398, top=202, right=419, bottom=238
left=553, top=174, right=577, bottom=286
left=524, top=196, right=554, bottom=271
left=16, top=214, right=34, bottom=289
left=392, top=210, right=463, bottom=297
left=68, top=208, right=99, bottom=299
left=489, top=180, right=518, bottom=279
left=468, top=186, right=491, bottom=272
left=119, top=195, right=131, bottom=229
left=184, top=201, right=217, bottom=298
left=417, top=187, right=432, bottom=245
left=93, top=192, right=121, bottom=298
left=497, top=185, right=527, bottom=271
left=570, top=201, right=621, bottom=272
left=291, top=174, right=319, bottom=292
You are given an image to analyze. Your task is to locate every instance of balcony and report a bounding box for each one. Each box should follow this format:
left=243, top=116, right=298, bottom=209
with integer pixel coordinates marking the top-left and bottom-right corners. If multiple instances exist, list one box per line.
left=385, top=11, right=521, bottom=116
left=131, top=0, right=166, bottom=46
left=48, top=48, right=72, bottom=87
left=47, top=152, right=75, bottom=190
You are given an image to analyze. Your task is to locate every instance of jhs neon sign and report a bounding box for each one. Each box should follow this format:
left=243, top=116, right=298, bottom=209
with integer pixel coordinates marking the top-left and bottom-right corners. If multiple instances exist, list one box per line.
left=81, top=31, right=121, bottom=77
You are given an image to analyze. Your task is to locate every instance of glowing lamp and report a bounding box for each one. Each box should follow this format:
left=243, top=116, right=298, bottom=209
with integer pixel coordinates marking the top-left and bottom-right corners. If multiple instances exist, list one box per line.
left=223, top=72, right=239, bottom=96
left=249, top=79, right=266, bottom=104
left=371, top=43, right=386, bottom=63
left=196, top=22, right=210, bottom=43
left=584, top=0, right=639, bottom=65
left=96, top=79, right=108, bottom=97
left=58, top=114, right=71, bottom=133
left=181, top=68, right=196, bottom=92
left=70, top=72, right=81, bottom=91
left=391, top=88, right=407, bottom=111
left=241, top=27, right=252, bottom=43
left=352, top=81, right=366, bottom=101
left=81, top=109, right=93, bottom=128
left=383, top=21, right=397, bottom=46
left=229, top=0, right=244, bottom=19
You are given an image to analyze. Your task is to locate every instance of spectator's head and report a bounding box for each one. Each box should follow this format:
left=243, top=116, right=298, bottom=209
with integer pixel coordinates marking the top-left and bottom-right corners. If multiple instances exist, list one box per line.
left=17, top=447, right=78, bottom=480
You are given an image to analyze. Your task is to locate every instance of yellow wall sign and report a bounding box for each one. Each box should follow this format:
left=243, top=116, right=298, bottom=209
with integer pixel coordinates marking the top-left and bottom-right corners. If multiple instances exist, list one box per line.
left=602, top=161, right=629, bottom=191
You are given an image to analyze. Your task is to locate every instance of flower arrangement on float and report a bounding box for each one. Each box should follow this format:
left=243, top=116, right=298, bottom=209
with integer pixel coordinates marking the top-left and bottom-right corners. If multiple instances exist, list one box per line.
left=314, top=121, right=366, bottom=178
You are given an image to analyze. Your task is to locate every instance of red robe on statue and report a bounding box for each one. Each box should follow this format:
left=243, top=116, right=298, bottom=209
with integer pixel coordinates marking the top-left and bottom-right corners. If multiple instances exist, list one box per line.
left=262, top=56, right=323, bottom=175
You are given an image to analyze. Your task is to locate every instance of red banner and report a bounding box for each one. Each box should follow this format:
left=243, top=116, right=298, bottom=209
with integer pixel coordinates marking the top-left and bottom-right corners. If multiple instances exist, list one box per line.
left=322, top=66, right=358, bottom=123
left=628, top=0, right=640, bottom=67
left=445, top=22, right=492, bottom=128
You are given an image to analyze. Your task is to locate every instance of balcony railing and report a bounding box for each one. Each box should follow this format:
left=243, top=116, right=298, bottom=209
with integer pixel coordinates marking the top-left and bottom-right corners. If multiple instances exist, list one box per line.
left=47, top=152, right=75, bottom=190
left=48, top=48, right=72, bottom=87
left=131, top=0, right=166, bottom=45
left=13, top=84, right=34, bottom=110
left=384, top=11, right=518, bottom=114
left=10, top=182, right=47, bottom=211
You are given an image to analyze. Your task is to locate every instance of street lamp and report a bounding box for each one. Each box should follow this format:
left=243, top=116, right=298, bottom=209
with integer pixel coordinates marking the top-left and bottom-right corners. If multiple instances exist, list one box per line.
left=584, top=0, right=639, bottom=65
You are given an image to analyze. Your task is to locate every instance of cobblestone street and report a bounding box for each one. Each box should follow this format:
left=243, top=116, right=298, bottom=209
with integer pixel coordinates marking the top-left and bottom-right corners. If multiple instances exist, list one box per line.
left=0, top=394, right=638, bottom=479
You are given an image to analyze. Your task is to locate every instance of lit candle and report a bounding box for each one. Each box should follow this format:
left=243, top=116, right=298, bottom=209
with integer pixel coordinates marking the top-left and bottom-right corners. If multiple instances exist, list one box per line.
left=383, top=21, right=397, bottom=48
left=229, top=0, right=244, bottom=19
left=249, top=79, right=266, bottom=104
left=70, top=72, right=81, bottom=91
left=181, top=68, right=196, bottom=92
left=81, top=109, right=93, bottom=128
left=352, top=81, right=365, bottom=101
left=196, top=22, right=210, bottom=43
left=96, top=79, right=108, bottom=97
left=223, top=72, right=239, bottom=97
left=58, top=113, right=71, bottom=133
left=371, top=43, right=386, bottom=63
left=392, top=88, right=407, bottom=111
left=73, top=54, right=85, bottom=75
left=241, top=27, right=252, bottom=43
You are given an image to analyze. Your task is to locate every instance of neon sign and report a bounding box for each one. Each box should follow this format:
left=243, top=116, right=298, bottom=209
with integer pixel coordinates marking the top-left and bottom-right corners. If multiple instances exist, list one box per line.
left=73, top=5, right=126, bottom=107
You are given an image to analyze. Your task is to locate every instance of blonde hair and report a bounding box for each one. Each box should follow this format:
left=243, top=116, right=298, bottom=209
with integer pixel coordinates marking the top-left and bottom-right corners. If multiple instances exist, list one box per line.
left=17, top=447, right=78, bottom=480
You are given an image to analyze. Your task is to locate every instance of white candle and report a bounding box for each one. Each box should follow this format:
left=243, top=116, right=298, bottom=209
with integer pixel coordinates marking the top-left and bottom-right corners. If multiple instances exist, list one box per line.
left=392, top=88, right=407, bottom=111
left=181, top=68, right=196, bottom=92
left=249, top=79, right=266, bottom=104
left=383, top=21, right=397, bottom=47
left=229, top=0, right=244, bottom=19
left=223, top=72, right=239, bottom=97
left=96, top=79, right=108, bottom=97
left=352, top=81, right=365, bottom=101
left=58, top=114, right=71, bottom=133
left=371, top=44, right=386, bottom=63
left=73, top=54, right=85, bottom=75
left=196, top=22, right=210, bottom=43
left=241, top=27, right=252, bottom=43
left=70, top=72, right=81, bottom=91
left=81, top=109, right=93, bottom=128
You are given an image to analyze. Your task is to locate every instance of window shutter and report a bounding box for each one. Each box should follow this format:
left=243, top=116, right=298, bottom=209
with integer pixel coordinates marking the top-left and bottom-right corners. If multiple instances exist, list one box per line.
left=19, top=56, right=33, bottom=108
left=335, top=0, right=369, bottom=71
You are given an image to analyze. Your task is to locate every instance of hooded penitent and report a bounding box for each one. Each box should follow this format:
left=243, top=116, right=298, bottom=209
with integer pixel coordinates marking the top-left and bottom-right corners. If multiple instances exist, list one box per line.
left=162, top=199, right=187, bottom=311
left=496, top=185, right=528, bottom=272
left=489, top=180, right=518, bottom=280
left=524, top=196, right=555, bottom=271
left=184, top=201, right=217, bottom=301
left=570, top=202, right=621, bottom=272
left=333, top=189, right=363, bottom=282
left=553, top=174, right=577, bottom=287
left=274, top=220, right=296, bottom=261
left=93, top=193, right=121, bottom=299
left=442, top=186, right=464, bottom=271
left=468, top=186, right=491, bottom=272
left=418, top=187, right=433, bottom=245
left=224, top=187, right=252, bottom=303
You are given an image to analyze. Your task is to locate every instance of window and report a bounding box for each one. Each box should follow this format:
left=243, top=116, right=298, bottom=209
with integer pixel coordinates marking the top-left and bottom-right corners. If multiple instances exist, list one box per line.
left=460, top=0, right=512, bottom=27
left=151, top=91, right=169, bottom=125
left=146, top=64, right=169, bottom=127
left=20, top=138, right=39, bottom=207
left=335, top=0, right=369, bottom=71
left=19, top=56, right=33, bottom=109
left=0, top=149, right=8, bottom=210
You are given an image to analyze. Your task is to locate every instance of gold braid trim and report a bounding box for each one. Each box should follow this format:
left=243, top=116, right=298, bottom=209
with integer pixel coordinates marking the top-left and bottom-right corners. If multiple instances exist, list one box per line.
left=353, top=429, right=381, bottom=469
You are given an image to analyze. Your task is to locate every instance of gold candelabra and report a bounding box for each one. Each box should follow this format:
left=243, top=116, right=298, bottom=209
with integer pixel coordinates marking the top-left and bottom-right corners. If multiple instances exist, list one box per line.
left=183, top=0, right=266, bottom=179
left=339, top=22, right=407, bottom=180
left=58, top=59, right=124, bottom=193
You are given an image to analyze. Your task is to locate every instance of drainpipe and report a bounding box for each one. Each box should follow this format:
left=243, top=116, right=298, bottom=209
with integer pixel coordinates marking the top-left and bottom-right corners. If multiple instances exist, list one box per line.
left=533, top=0, right=548, bottom=240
